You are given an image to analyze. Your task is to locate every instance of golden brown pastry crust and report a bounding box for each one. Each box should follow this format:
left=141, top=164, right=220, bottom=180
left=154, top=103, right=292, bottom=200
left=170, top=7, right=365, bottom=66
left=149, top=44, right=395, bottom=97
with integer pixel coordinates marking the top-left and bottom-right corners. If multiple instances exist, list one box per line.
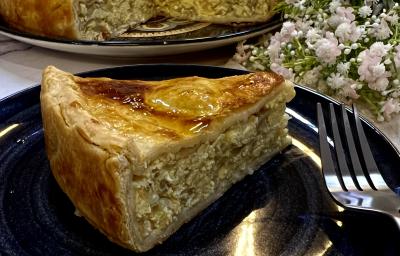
left=0, top=0, right=77, bottom=39
left=73, top=71, right=284, bottom=137
left=40, top=66, right=292, bottom=252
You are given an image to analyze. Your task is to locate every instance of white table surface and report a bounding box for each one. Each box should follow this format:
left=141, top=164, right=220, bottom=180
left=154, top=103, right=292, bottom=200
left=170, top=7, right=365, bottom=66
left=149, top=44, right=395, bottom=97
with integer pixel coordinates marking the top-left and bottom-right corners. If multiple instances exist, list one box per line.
left=0, top=34, right=399, bottom=152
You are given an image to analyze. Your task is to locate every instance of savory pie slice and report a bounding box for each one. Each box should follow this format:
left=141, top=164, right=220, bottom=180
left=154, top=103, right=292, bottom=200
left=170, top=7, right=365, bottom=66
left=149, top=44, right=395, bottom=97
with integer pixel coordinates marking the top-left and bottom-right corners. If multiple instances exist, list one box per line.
left=40, top=66, right=295, bottom=252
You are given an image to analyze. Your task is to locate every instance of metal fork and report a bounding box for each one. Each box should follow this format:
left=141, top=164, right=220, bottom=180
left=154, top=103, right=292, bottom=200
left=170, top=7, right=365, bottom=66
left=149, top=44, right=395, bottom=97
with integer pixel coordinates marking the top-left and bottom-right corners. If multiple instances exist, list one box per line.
left=317, top=102, right=400, bottom=228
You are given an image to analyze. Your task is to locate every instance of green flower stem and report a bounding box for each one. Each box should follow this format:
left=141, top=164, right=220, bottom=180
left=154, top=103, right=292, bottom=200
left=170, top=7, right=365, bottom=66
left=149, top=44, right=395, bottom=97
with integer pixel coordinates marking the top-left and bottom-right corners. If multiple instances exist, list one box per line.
left=283, top=56, right=318, bottom=68
left=294, top=38, right=306, bottom=57
left=359, top=89, right=384, bottom=114
left=390, top=26, right=400, bottom=45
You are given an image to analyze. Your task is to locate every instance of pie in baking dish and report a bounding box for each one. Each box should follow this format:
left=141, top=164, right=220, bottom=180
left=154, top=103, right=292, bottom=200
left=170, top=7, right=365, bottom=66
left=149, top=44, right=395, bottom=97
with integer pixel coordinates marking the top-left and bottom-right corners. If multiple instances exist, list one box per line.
left=0, top=0, right=279, bottom=40
left=40, top=66, right=295, bottom=252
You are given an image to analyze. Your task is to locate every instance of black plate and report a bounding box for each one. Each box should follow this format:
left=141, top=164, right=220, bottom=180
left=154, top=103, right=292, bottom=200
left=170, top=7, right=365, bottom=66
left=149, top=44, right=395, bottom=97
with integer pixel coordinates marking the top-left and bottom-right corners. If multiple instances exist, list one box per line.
left=1, top=65, right=400, bottom=256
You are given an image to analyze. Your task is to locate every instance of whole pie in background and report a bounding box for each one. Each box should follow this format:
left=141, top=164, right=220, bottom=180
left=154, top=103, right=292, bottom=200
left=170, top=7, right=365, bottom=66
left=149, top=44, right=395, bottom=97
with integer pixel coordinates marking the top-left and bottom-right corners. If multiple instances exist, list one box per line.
left=0, top=0, right=279, bottom=40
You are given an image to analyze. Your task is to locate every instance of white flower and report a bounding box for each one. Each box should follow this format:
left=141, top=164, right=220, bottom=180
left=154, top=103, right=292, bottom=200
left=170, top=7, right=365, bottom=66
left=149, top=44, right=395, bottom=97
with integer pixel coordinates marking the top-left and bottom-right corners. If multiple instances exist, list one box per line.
left=300, top=66, right=323, bottom=86
left=358, top=48, right=391, bottom=91
left=385, top=13, right=399, bottom=25
left=359, top=6, right=372, bottom=18
left=369, top=76, right=390, bottom=91
left=280, top=22, right=297, bottom=42
left=337, top=7, right=356, bottom=21
left=337, top=62, right=351, bottom=75
left=328, top=15, right=347, bottom=28
left=392, top=89, right=400, bottom=98
left=335, top=22, right=362, bottom=43
left=381, top=98, right=400, bottom=120
left=270, top=63, right=294, bottom=80
left=371, top=63, right=387, bottom=78
left=358, top=56, right=378, bottom=82
left=328, top=7, right=356, bottom=28
left=370, top=19, right=392, bottom=40
left=327, top=73, right=347, bottom=89
left=329, top=0, right=342, bottom=13
left=295, top=19, right=313, bottom=34
left=341, top=82, right=360, bottom=99
left=314, top=32, right=341, bottom=65
left=369, top=42, right=392, bottom=58
left=306, top=28, right=322, bottom=44
left=267, top=32, right=283, bottom=63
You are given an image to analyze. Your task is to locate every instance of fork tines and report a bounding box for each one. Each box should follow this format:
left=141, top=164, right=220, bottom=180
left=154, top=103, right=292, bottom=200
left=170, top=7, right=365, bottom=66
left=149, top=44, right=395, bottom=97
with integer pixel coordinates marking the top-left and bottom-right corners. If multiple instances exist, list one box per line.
left=317, top=103, right=388, bottom=192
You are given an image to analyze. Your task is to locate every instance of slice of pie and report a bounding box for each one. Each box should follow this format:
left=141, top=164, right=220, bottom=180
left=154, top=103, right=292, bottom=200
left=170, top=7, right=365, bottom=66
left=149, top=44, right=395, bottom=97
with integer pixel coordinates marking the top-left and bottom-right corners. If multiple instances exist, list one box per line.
left=40, top=66, right=295, bottom=252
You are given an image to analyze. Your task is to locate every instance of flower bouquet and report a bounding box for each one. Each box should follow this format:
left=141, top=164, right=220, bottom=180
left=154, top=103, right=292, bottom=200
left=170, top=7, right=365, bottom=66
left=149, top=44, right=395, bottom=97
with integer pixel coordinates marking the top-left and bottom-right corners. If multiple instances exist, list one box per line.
left=234, top=0, right=400, bottom=121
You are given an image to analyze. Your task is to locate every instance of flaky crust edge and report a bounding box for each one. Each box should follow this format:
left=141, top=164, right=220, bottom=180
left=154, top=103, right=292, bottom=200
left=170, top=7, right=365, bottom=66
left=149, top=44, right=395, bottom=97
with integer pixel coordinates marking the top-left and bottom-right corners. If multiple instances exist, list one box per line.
left=40, top=66, right=144, bottom=250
